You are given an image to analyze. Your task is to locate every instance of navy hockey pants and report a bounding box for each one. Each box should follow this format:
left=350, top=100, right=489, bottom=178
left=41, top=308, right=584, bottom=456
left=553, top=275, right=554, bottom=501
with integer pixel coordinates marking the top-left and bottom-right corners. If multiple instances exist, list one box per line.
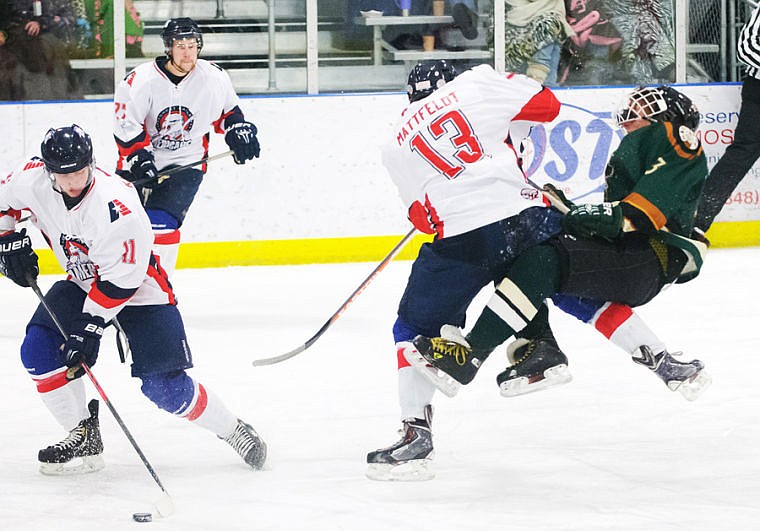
left=393, top=206, right=564, bottom=342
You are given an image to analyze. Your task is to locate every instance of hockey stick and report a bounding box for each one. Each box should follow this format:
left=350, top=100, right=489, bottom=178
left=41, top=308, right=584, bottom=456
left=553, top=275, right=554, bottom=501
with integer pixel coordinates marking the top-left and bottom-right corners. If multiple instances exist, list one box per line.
left=131, top=149, right=234, bottom=186
left=252, top=227, right=418, bottom=367
left=524, top=176, right=571, bottom=214
left=27, top=276, right=174, bottom=518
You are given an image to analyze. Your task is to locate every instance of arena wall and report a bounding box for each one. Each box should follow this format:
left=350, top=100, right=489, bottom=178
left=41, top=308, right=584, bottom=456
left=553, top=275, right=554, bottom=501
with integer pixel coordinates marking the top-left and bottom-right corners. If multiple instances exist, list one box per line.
left=0, top=83, right=756, bottom=273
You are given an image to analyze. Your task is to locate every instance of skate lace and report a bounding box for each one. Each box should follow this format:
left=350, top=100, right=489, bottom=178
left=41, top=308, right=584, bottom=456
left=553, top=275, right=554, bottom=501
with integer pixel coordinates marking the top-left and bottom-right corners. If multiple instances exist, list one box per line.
left=513, top=339, right=538, bottom=366
left=224, top=423, right=257, bottom=458
left=50, top=426, right=86, bottom=451
left=430, top=338, right=468, bottom=365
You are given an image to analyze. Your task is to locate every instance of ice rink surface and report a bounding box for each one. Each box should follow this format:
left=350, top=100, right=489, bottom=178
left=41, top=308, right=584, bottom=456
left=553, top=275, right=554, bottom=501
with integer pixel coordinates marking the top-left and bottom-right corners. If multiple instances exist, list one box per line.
left=1, top=247, right=759, bottom=530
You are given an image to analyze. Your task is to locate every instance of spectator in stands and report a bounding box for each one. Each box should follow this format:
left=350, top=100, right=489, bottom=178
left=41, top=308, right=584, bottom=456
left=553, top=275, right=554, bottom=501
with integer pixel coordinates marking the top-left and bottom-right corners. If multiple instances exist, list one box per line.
left=503, top=0, right=574, bottom=85
left=83, top=0, right=144, bottom=59
left=0, top=0, right=81, bottom=100
left=558, top=0, right=623, bottom=85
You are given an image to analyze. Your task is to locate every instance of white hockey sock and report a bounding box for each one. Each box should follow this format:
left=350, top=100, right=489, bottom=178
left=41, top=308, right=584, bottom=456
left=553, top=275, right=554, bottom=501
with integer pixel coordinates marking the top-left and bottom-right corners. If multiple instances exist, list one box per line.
left=591, top=302, right=667, bottom=355
left=177, top=381, right=238, bottom=438
left=397, top=343, right=436, bottom=421
left=153, top=229, right=181, bottom=277
left=33, top=369, right=89, bottom=431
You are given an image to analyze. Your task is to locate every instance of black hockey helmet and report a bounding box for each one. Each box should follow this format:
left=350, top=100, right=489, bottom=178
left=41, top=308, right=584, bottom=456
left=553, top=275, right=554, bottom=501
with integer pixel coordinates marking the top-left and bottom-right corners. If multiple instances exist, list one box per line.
left=406, top=60, right=458, bottom=103
left=615, top=85, right=700, bottom=130
left=161, top=17, right=203, bottom=56
left=40, top=125, right=93, bottom=174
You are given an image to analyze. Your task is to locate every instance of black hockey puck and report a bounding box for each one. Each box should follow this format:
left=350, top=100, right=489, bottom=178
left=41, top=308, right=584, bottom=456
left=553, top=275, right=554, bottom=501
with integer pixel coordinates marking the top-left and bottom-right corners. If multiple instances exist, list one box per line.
left=132, top=512, right=152, bottom=523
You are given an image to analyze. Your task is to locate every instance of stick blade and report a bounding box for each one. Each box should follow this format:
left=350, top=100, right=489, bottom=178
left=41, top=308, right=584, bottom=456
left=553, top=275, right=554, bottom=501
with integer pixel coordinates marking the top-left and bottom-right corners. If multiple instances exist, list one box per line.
left=153, top=492, right=174, bottom=518
left=252, top=345, right=306, bottom=367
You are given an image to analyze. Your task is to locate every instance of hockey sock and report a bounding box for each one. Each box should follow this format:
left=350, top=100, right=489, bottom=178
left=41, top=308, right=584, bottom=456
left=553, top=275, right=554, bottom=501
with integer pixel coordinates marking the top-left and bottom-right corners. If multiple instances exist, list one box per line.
left=141, top=372, right=238, bottom=437
left=176, top=381, right=238, bottom=437
left=397, top=343, right=436, bottom=421
left=466, top=245, right=561, bottom=353
left=35, top=373, right=89, bottom=431
left=592, top=303, right=667, bottom=355
left=515, top=304, right=550, bottom=340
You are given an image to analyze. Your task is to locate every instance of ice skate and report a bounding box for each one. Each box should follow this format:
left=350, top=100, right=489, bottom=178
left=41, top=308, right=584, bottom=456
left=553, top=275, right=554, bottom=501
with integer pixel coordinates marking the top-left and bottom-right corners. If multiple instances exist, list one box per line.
left=632, top=346, right=711, bottom=401
left=221, top=419, right=267, bottom=470
left=366, top=405, right=434, bottom=481
left=407, top=325, right=488, bottom=397
left=38, top=399, right=104, bottom=475
left=496, top=328, right=572, bottom=397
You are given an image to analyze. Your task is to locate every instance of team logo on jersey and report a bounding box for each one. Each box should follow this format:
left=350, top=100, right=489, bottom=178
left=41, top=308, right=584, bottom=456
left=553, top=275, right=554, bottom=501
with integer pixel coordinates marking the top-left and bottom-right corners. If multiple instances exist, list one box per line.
left=520, top=187, right=540, bottom=201
left=60, top=235, right=96, bottom=282
left=108, top=199, right=132, bottom=222
left=154, top=106, right=195, bottom=150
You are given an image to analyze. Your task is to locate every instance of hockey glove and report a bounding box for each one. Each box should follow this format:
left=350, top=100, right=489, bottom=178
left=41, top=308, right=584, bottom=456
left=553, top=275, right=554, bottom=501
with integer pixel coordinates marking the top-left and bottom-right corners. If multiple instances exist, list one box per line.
left=0, top=228, right=39, bottom=287
left=225, top=122, right=260, bottom=164
left=563, top=202, right=623, bottom=240
left=63, top=314, right=106, bottom=380
left=126, top=149, right=159, bottom=187
left=541, top=183, right=575, bottom=213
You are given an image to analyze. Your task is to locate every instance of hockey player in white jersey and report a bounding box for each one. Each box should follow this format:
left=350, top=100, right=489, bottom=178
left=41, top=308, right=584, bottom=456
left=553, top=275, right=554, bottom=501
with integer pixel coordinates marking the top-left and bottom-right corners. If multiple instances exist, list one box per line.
left=365, top=60, right=563, bottom=481
left=113, top=17, right=260, bottom=276
left=0, top=125, right=266, bottom=474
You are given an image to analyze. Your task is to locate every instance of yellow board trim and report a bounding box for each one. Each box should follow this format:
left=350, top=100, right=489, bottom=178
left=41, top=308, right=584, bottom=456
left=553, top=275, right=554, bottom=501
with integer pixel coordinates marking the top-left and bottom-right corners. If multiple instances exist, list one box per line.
left=34, top=232, right=434, bottom=274
left=705, top=220, right=760, bottom=248
left=27, top=221, right=758, bottom=276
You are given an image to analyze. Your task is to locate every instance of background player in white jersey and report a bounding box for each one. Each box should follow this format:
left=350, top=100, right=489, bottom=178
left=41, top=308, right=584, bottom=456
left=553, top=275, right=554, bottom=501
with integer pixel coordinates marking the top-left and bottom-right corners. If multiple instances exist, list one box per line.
left=113, top=17, right=260, bottom=276
left=365, top=60, right=563, bottom=481
left=0, top=125, right=266, bottom=474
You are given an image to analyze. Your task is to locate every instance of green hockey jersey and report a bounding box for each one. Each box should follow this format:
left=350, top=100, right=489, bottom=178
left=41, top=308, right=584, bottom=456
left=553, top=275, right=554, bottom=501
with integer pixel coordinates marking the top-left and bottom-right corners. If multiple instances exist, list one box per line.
left=604, top=121, right=707, bottom=237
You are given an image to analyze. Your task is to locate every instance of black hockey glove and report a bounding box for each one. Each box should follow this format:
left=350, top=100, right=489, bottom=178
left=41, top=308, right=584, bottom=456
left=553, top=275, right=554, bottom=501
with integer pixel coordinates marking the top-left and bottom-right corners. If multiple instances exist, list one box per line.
left=225, top=122, right=260, bottom=164
left=126, top=149, right=159, bottom=187
left=63, top=314, right=106, bottom=380
left=563, top=202, right=623, bottom=240
left=0, top=228, right=39, bottom=287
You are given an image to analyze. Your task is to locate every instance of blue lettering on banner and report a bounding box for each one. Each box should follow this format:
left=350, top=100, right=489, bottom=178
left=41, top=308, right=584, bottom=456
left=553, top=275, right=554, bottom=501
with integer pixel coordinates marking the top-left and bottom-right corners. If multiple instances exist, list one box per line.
left=522, top=104, right=623, bottom=203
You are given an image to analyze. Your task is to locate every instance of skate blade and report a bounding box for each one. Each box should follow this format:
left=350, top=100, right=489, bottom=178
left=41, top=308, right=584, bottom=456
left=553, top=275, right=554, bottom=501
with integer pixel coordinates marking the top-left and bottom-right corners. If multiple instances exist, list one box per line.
left=671, top=369, right=712, bottom=401
left=402, top=345, right=460, bottom=398
left=365, top=460, right=435, bottom=482
left=39, top=454, right=105, bottom=476
left=499, top=364, right=572, bottom=397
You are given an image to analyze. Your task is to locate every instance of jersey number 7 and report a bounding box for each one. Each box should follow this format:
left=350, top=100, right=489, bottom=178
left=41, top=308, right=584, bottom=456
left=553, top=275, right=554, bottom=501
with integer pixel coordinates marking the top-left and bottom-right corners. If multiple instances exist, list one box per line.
left=409, top=109, right=484, bottom=179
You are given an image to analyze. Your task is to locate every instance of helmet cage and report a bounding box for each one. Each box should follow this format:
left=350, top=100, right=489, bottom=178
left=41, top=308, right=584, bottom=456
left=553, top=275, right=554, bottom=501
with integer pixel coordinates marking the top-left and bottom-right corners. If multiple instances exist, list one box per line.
left=616, top=85, right=700, bottom=130
left=615, top=87, right=669, bottom=127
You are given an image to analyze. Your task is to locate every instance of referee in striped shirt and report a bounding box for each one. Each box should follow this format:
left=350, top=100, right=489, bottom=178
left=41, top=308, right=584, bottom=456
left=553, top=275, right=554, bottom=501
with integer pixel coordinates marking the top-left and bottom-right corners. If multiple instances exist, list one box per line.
left=694, top=3, right=760, bottom=234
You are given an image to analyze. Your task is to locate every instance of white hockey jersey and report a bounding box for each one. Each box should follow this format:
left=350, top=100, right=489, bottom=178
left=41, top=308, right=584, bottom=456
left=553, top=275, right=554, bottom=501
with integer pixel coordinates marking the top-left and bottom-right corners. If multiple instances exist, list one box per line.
left=113, top=58, right=244, bottom=171
left=0, top=161, right=174, bottom=323
left=382, top=64, right=561, bottom=239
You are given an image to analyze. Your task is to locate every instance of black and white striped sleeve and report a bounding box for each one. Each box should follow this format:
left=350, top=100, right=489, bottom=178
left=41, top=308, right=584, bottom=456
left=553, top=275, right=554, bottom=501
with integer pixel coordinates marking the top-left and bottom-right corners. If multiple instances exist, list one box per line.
left=738, top=5, right=760, bottom=76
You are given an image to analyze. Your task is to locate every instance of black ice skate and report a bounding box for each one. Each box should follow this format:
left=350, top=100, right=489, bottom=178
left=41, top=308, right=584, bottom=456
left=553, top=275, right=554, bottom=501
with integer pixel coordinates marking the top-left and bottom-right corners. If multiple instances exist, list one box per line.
left=221, top=419, right=267, bottom=470
left=632, top=346, right=711, bottom=401
left=408, top=325, right=487, bottom=397
left=366, top=405, right=434, bottom=482
left=38, top=399, right=104, bottom=475
left=496, top=328, right=572, bottom=397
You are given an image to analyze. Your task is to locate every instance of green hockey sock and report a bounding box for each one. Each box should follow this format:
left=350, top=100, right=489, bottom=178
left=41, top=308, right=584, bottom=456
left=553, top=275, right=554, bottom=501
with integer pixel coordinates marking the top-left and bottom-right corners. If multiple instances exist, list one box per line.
left=466, top=245, right=561, bottom=354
